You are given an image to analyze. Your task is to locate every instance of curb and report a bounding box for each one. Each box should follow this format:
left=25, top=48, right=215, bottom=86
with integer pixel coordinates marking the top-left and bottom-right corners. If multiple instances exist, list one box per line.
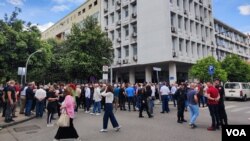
left=0, top=116, right=36, bottom=129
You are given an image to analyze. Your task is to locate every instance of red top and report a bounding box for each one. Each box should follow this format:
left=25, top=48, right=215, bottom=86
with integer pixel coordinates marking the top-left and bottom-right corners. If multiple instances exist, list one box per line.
left=207, top=86, right=219, bottom=105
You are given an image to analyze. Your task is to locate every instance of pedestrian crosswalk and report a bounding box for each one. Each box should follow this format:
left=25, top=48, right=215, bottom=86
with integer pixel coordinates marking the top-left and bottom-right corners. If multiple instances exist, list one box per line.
left=225, top=105, right=250, bottom=114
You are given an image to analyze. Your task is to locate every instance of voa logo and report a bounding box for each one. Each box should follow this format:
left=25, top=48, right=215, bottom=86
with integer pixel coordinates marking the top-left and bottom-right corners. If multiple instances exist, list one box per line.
left=226, top=129, right=247, bottom=136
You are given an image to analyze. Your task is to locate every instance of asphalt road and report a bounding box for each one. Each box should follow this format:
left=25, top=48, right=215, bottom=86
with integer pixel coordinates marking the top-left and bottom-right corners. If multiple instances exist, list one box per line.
left=0, top=100, right=249, bottom=141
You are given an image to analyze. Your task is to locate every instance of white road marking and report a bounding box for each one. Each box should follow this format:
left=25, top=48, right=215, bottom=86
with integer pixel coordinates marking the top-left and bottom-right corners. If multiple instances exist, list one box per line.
left=225, top=105, right=237, bottom=109
left=230, top=107, right=250, bottom=112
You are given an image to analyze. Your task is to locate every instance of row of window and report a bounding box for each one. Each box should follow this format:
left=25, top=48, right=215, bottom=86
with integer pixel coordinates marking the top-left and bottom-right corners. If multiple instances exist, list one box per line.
left=78, top=0, right=98, bottom=16
left=218, top=50, right=248, bottom=61
left=216, top=37, right=249, bottom=54
left=171, top=12, right=213, bottom=41
left=172, top=36, right=213, bottom=58
left=116, top=44, right=137, bottom=58
left=109, top=24, right=137, bottom=41
left=214, top=23, right=249, bottom=44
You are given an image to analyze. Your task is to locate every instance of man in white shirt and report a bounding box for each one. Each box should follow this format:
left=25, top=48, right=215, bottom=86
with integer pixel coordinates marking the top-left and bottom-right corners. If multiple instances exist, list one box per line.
left=35, top=85, right=46, bottom=118
left=90, top=83, right=102, bottom=115
left=170, top=84, right=177, bottom=107
left=85, top=84, right=91, bottom=113
left=160, top=82, right=170, bottom=113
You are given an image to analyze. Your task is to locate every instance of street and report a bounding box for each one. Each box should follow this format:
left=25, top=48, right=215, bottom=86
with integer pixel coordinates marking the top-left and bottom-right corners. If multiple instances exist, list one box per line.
left=0, top=101, right=249, bottom=141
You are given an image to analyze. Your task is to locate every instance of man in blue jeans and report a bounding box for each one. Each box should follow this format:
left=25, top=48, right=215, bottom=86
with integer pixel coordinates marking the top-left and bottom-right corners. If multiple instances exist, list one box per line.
left=160, top=82, right=170, bottom=113
left=25, top=83, right=34, bottom=117
left=125, top=84, right=135, bottom=111
left=34, top=85, right=46, bottom=118
left=187, top=83, right=199, bottom=129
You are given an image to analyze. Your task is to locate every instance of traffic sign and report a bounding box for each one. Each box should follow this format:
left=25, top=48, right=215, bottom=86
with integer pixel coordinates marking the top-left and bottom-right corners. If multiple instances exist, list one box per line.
left=102, top=74, right=108, bottom=80
left=18, top=67, right=26, bottom=76
left=102, top=65, right=109, bottom=72
left=208, top=65, right=215, bottom=75
left=153, top=67, right=161, bottom=71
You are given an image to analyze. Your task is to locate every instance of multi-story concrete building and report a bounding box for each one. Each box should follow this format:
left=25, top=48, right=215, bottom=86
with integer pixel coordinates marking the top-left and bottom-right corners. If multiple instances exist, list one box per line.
left=102, top=0, right=218, bottom=84
left=41, top=0, right=101, bottom=40
left=42, top=0, right=250, bottom=83
left=214, top=18, right=250, bottom=61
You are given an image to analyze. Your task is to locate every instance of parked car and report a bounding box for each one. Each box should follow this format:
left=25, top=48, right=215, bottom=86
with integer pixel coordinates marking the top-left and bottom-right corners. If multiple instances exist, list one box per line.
left=224, top=82, right=250, bottom=101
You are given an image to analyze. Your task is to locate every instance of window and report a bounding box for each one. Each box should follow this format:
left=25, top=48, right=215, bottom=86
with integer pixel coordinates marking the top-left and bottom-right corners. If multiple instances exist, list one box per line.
left=111, top=13, right=114, bottom=23
left=184, top=18, right=188, bottom=31
left=82, top=8, right=85, bottom=13
left=178, top=15, right=182, bottom=29
left=117, top=11, right=121, bottom=20
left=112, top=0, right=115, bottom=6
left=94, top=0, right=98, bottom=6
left=78, top=11, right=81, bottom=16
left=118, top=30, right=121, bottom=37
left=171, top=12, right=175, bottom=27
left=111, top=31, right=114, bottom=41
left=124, top=46, right=129, bottom=57
left=177, top=0, right=180, bottom=7
left=170, top=0, right=173, bottom=3
left=125, top=26, right=129, bottom=37
left=89, top=4, right=92, bottom=9
left=133, top=45, right=137, bottom=55
left=179, top=39, right=183, bottom=52
left=124, top=7, right=129, bottom=18
left=117, top=48, right=121, bottom=58
left=132, top=24, right=137, bottom=33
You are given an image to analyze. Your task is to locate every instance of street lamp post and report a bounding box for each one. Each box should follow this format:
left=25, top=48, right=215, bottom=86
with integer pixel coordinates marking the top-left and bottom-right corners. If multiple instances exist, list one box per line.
left=25, top=49, right=42, bottom=83
left=102, top=57, right=113, bottom=85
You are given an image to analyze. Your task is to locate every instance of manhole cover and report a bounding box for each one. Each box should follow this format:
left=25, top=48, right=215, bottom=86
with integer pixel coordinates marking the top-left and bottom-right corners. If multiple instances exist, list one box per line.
left=14, top=125, right=40, bottom=132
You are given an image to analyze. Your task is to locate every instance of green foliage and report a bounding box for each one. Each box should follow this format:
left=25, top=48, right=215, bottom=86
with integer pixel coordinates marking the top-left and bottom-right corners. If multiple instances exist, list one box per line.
left=0, top=8, right=52, bottom=83
left=221, top=55, right=250, bottom=82
left=189, top=56, right=227, bottom=82
left=60, top=16, right=113, bottom=80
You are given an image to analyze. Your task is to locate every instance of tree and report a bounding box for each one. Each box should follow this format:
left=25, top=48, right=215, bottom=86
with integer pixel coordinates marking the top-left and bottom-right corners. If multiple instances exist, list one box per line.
left=189, top=56, right=227, bottom=82
left=60, top=16, right=113, bottom=81
left=0, top=8, right=52, bottom=83
left=221, top=55, right=250, bottom=82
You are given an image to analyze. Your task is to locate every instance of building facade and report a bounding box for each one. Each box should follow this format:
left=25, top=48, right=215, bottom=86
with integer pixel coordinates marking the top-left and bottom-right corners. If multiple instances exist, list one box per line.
left=214, top=18, right=250, bottom=61
left=41, top=0, right=101, bottom=40
left=42, top=0, right=250, bottom=84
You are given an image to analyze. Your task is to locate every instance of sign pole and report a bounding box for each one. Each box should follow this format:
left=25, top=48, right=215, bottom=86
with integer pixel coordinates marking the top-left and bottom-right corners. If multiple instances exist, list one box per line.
left=156, top=71, right=159, bottom=83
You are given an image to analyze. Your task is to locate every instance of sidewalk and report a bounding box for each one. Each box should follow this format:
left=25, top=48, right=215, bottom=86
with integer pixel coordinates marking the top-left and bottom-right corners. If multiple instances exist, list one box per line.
left=0, top=107, right=35, bottom=129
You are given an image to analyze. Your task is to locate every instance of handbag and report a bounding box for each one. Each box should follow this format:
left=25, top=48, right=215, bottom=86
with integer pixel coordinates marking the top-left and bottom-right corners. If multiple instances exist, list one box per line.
left=57, top=109, right=70, bottom=127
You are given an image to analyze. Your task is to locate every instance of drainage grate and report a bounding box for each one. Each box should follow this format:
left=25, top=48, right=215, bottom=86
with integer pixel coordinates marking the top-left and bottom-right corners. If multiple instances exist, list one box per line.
left=13, top=125, right=41, bottom=132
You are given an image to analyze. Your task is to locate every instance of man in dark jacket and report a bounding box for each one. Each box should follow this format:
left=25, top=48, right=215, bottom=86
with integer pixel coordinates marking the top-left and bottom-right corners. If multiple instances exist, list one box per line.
left=139, top=84, right=153, bottom=118
left=174, top=83, right=187, bottom=123
left=25, top=83, right=34, bottom=116
left=214, top=79, right=228, bottom=126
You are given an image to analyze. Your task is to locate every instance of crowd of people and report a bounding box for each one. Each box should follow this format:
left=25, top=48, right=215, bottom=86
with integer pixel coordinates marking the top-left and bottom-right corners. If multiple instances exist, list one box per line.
left=0, top=78, right=228, bottom=140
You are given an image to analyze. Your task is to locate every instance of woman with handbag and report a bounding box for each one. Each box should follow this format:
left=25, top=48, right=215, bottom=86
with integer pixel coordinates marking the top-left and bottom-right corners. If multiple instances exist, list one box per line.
left=54, top=86, right=81, bottom=141
left=100, top=85, right=121, bottom=132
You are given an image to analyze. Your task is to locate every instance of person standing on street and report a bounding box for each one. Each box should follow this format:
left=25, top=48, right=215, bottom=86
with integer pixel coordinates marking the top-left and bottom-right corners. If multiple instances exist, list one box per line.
left=125, top=83, right=136, bottom=112
left=119, top=84, right=126, bottom=111
left=100, top=85, right=121, bottom=132
left=4, top=80, right=16, bottom=123
left=187, top=83, right=199, bottom=129
left=25, top=83, right=34, bottom=117
left=85, top=84, right=91, bottom=113
left=139, top=84, right=153, bottom=118
left=54, top=86, right=81, bottom=141
left=206, top=81, right=221, bottom=131
left=170, top=83, right=177, bottom=107
left=91, top=83, right=102, bottom=115
left=174, top=83, right=187, bottom=123
left=113, top=84, right=120, bottom=111
left=46, top=86, right=58, bottom=127
left=19, top=84, right=28, bottom=114
left=214, top=78, right=228, bottom=126
left=148, top=83, right=156, bottom=115
left=160, top=82, right=170, bottom=113
left=35, top=85, right=46, bottom=118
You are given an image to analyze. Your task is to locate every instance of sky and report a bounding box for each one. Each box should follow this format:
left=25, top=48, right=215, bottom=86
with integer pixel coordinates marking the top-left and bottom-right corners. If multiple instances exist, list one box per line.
left=0, top=0, right=249, bottom=33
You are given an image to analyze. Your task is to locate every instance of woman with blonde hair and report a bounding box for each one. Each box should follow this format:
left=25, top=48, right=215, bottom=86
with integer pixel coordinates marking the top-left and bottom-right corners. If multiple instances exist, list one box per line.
left=54, top=86, right=81, bottom=141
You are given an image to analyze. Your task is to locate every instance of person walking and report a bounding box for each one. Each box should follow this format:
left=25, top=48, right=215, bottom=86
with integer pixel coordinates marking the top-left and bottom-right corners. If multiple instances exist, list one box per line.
left=174, top=83, right=187, bottom=123
left=139, top=84, right=153, bottom=118
left=187, top=83, right=199, bottom=129
left=54, top=86, right=81, bottom=141
left=100, top=85, right=121, bottom=132
left=206, top=81, right=220, bottom=131
left=160, top=82, right=170, bottom=113
left=214, top=79, right=228, bottom=126
left=35, top=85, right=46, bottom=118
